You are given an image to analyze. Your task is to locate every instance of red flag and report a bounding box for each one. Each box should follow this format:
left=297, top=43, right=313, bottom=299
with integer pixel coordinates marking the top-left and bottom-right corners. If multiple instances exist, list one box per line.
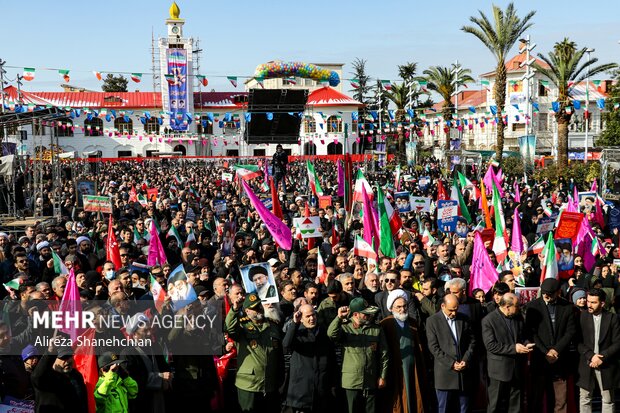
left=437, top=180, right=448, bottom=201
left=106, top=215, right=122, bottom=270
left=73, top=328, right=98, bottom=413
left=129, top=185, right=137, bottom=202
left=331, top=224, right=340, bottom=248
left=270, top=177, right=283, bottom=219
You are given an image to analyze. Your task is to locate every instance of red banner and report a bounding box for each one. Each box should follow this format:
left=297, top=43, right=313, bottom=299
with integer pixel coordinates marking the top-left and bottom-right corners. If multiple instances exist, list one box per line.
left=554, top=212, right=584, bottom=242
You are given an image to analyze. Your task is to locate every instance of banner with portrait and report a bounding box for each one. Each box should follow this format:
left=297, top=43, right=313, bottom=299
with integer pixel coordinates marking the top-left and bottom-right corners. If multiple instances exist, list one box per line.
left=166, top=48, right=189, bottom=131
left=240, top=263, right=279, bottom=304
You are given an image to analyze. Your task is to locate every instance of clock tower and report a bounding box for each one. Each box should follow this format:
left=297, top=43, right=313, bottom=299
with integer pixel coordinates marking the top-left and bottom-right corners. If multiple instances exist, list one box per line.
left=159, top=1, right=195, bottom=133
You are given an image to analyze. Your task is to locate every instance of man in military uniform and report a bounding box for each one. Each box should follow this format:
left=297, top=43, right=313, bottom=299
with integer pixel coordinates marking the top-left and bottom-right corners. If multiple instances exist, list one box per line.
left=225, top=293, right=283, bottom=413
left=328, top=297, right=389, bottom=413
left=249, top=265, right=276, bottom=300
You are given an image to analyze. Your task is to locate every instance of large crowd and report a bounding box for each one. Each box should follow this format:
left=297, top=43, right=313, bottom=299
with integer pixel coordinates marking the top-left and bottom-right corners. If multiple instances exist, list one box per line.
left=1, top=151, right=619, bottom=413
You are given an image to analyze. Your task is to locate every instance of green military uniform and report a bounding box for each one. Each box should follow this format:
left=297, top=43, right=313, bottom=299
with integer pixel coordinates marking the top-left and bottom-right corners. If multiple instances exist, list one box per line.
left=317, top=296, right=338, bottom=328
left=327, top=298, right=389, bottom=413
left=225, top=293, right=282, bottom=413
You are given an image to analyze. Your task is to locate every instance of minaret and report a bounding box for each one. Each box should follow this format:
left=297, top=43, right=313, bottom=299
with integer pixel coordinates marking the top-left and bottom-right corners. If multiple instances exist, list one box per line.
left=159, top=1, right=194, bottom=133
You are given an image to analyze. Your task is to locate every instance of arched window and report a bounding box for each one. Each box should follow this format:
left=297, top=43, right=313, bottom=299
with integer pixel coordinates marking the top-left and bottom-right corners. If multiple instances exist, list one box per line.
left=144, top=118, right=160, bottom=134
left=173, top=145, right=187, bottom=156
left=304, top=142, right=316, bottom=155
left=84, top=117, right=103, bottom=136
left=197, top=116, right=213, bottom=134
left=114, top=117, right=133, bottom=134
left=304, top=118, right=316, bottom=133
left=327, top=142, right=343, bottom=155
left=54, top=120, right=73, bottom=137
left=326, top=115, right=342, bottom=133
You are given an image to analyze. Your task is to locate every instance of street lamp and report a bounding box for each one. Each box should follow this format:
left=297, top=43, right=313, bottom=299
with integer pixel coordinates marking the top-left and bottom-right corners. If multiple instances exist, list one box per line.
left=584, top=48, right=595, bottom=164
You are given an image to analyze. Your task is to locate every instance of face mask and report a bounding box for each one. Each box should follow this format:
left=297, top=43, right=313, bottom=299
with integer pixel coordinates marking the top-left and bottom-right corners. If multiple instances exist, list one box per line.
left=439, top=273, right=451, bottom=282
left=105, top=270, right=115, bottom=280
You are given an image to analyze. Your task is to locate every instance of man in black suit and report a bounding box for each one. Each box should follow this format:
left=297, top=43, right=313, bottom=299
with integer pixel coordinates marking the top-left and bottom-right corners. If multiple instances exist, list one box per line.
left=482, top=292, right=533, bottom=413
left=426, top=294, right=476, bottom=413
left=525, top=278, right=576, bottom=413
left=577, top=288, right=620, bottom=413
left=444, top=278, right=484, bottom=337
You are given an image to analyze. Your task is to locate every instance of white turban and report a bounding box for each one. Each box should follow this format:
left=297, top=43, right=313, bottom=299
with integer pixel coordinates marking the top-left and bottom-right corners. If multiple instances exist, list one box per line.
left=387, top=289, right=408, bottom=311
left=76, top=236, right=90, bottom=246
left=36, top=241, right=50, bottom=252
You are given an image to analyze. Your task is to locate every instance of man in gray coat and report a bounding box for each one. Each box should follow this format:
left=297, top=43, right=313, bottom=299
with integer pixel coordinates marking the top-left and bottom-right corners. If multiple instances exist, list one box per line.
left=426, top=294, right=476, bottom=413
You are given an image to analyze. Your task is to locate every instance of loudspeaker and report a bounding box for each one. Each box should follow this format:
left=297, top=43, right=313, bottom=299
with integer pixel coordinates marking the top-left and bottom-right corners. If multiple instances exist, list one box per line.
left=244, top=89, right=308, bottom=144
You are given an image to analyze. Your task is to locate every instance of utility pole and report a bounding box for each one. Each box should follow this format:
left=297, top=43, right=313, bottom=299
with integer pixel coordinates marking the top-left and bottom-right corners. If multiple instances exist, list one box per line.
left=0, top=59, right=6, bottom=114
left=519, top=35, right=536, bottom=176
left=450, top=60, right=463, bottom=169
left=584, top=48, right=594, bottom=164
left=16, top=75, right=23, bottom=105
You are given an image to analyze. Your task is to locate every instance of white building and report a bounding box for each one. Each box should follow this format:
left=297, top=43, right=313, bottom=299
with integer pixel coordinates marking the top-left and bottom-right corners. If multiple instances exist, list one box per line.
left=1, top=2, right=362, bottom=159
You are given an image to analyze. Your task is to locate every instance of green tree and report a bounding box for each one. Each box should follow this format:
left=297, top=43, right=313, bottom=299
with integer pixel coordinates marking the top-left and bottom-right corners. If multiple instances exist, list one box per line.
left=533, top=38, right=617, bottom=168
left=350, top=58, right=372, bottom=107
left=597, top=71, right=620, bottom=146
left=462, top=3, right=536, bottom=165
left=421, top=64, right=474, bottom=164
left=102, top=74, right=128, bottom=92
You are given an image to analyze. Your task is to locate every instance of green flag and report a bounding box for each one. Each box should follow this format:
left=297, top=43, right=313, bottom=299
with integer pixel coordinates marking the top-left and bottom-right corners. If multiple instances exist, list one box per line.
left=377, top=186, right=396, bottom=258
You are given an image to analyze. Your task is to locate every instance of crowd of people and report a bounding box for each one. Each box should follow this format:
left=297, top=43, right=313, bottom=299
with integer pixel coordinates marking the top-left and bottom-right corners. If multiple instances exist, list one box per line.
left=0, top=153, right=619, bottom=413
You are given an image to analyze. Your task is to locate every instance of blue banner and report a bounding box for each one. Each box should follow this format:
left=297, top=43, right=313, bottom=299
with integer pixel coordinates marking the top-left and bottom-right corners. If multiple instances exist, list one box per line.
left=167, top=49, right=188, bottom=131
left=437, top=200, right=459, bottom=233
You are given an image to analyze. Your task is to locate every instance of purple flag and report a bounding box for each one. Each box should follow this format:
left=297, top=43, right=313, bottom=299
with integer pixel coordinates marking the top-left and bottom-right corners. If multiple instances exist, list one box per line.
left=147, top=220, right=167, bottom=266
left=337, top=159, right=344, bottom=197
left=59, top=269, right=84, bottom=341
left=483, top=165, right=504, bottom=197
left=573, top=186, right=580, bottom=210
left=514, top=181, right=521, bottom=203
left=361, top=185, right=379, bottom=249
left=511, top=209, right=523, bottom=254
left=242, top=180, right=292, bottom=250
left=469, top=232, right=499, bottom=294
left=593, top=197, right=605, bottom=229
left=591, top=179, right=598, bottom=193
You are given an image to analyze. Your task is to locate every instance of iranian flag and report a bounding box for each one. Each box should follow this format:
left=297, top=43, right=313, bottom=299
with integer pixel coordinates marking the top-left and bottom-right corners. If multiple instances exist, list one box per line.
left=227, top=76, right=238, bottom=87
left=58, top=69, right=70, bottom=83
left=197, top=75, right=208, bottom=86
left=591, top=236, right=601, bottom=257
left=457, top=171, right=477, bottom=201
left=93, top=71, right=102, bottom=81
left=131, top=73, right=142, bottom=83
left=350, top=78, right=360, bottom=89
left=354, top=235, right=378, bottom=262
left=150, top=275, right=166, bottom=314
left=165, top=74, right=175, bottom=84
left=23, top=68, right=35, bottom=81
left=528, top=236, right=545, bottom=255
left=137, top=194, right=148, bottom=207
left=167, top=225, right=183, bottom=245
left=185, top=228, right=196, bottom=247
left=353, top=169, right=373, bottom=202
left=382, top=192, right=402, bottom=235
left=540, top=232, right=559, bottom=283
left=52, top=250, right=69, bottom=275
left=233, top=164, right=261, bottom=180
left=377, top=186, right=396, bottom=258
left=421, top=228, right=436, bottom=247
left=173, top=174, right=183, bottom=185
left=491, top=182, right=508, bottom=263
left=381, top=80, right=392, bottom=90
left=451, top=177, right=472, bottom=224
left=307, top=161, right=323, bottom=196
left=3, top=278, right=22, bottom=293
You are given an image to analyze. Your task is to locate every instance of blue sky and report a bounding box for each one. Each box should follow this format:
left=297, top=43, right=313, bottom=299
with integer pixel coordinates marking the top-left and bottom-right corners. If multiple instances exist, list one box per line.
left=3, top=0, right=619, bottom=94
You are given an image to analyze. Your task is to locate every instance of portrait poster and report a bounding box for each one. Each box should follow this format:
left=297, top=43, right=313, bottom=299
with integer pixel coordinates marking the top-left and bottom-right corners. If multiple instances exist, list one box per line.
left=76, top=180, right=96, bottom=207
left=240, top=262, right=279, bottom=304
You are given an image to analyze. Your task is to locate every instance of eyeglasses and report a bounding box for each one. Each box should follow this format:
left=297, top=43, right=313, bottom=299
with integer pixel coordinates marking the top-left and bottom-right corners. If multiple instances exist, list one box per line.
left=120, top=254, right=128, bottom=257
left=16, top=260, right=27, bottom=264
left=413, top=261, right=424, bottom=266
left=384, top=278, right=396, bottom=283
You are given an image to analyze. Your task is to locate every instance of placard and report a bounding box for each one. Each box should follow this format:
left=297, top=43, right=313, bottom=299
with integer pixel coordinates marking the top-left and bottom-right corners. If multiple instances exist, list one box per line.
left=221, top=172, right=233, bottom=182
left=418, top=176, right=430, bottom=190
left=480, top=228, right=495, bottom=246
left=554, top=212, right=583, bottom=241
left=146, top=188, right=158, bottom=202
left=83, top=195, right=112, bottom=214
left=536, top=217, right=556, bottom=235
left=578, top=191, right=597, bottom=213
left=395, top=191, right=412, bottom=212
left=240, top=262, right=279, bottom=304
left=293, top=216, right=322, bottom=238
left=76, top=180, right=96, bottom=207
left=318, top=196, right=332, bottom=209
left=437, top=200, right=459, bottom=233
left=515, top=287, right=539, bottom=306
left=213, top=200, right=227, bottom=214
left=410, top=196, right=432, bottom=213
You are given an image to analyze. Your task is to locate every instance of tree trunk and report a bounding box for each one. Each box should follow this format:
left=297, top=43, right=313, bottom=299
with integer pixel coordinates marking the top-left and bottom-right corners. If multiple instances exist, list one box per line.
left=494, top=62, right=507, bottom=165
left=557, top=113, right=570, bottom=169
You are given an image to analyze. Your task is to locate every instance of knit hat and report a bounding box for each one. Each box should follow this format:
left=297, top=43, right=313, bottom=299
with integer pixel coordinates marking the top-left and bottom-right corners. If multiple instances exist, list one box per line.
left=571, top=289, right=587, bottom=305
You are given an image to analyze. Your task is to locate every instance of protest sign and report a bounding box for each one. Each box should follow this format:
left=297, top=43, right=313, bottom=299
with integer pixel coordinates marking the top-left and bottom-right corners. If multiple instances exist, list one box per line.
left=146, top=188, right=158, bottom=202
left=515, top=287, right=539, bottom=306
left=221, top=172, right=233, bottom=182
left=410, top=196, right=432, bottom=213
left=554, top=212, right=583, bottom=241
left=76, top=180, right=96, bottom=207
left=213, top=200, right=227, bottom=214
left=395, top=192, right=412, bottom=212
left=318, top=196, right=332, bottom=209
left=418, top=176, right=430, bottom=190
left=293, top=216, right=322, bottom=239
left=83, top=195, right=112, bottom=214
left=536, top=217, right=556, bottom=235
left=240, top=262, right=279, bottom=304
left=437, top=200, right=459, bottom=233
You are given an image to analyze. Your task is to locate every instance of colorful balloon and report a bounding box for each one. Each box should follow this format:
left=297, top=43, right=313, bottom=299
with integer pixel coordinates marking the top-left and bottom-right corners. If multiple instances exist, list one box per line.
left=253, top=61, right=340, bottom=86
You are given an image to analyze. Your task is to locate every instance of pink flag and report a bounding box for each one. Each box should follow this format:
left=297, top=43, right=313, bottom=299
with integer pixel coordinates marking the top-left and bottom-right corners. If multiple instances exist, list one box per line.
left=147, top=220, right=167, bottom=266
left=242, top=180, right=292, bottom=250
left=511, top=209, right=523, bottom=254
left=483, top=165, right=504, bottom=197
left=337, top=159, right=344, bottom=197
left=591, top=179, right=598, bottom=193
left=59, top=269, right=84, bottom=341
left=514, top=181, right=521, bottom=203
left=361, top=185, right=379, bottom=249
left=469, top=232, right=498, bottom=294
left=593, top=197, right=605, bottom=229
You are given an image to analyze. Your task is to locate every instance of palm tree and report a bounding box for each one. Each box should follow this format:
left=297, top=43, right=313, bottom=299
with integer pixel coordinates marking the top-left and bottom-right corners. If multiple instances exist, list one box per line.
left=533, top=38, right=618, bottom=168
left=422, top=64, right=474, bottom=164
left=462, top=3, right=535, bottom=164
